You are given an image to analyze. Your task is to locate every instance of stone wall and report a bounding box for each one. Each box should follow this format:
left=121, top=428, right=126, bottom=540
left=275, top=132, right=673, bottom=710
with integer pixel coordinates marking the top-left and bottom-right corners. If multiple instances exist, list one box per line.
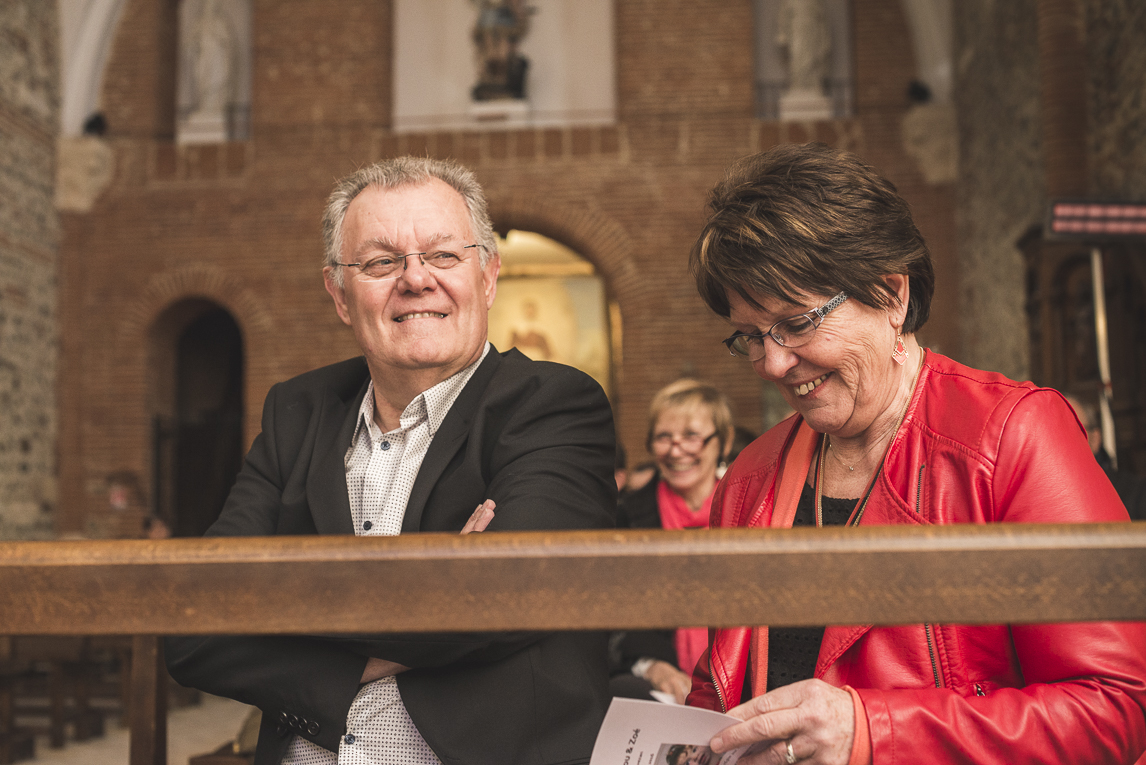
left=953, top=0, right=1043, bottom=382
left=954, top=0, right=1146, bottom=384
left=1086, top=0, right=1146, bottom=198
left=0, top=2, right=59, bottom=538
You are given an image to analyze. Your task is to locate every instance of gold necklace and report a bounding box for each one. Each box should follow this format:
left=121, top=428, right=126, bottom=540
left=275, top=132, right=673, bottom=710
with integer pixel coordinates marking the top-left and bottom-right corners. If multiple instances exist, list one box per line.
left=814, top=434, right=878, bottom=527
left=815, top=352, right=923, bottom=526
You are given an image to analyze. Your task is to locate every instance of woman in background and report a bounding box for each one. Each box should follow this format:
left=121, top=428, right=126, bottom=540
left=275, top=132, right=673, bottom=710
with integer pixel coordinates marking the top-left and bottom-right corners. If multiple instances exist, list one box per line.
left=612, top=379, right=733, bottom=704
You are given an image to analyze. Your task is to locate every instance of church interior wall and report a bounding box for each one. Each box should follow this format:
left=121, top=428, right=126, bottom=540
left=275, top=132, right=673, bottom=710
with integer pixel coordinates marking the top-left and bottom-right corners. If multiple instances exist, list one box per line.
left=50, top=0, right=965, bottom=537
left=952, top=0, right=1043, bottom=382
left=1086, top=0, right=1146, bottom=199
left=0, top=0, right=1136, bottom=536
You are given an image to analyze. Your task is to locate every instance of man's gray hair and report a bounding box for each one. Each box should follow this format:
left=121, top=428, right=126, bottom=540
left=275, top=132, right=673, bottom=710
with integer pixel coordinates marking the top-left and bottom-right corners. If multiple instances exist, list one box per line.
left=322, top=156, right=498, bottom=287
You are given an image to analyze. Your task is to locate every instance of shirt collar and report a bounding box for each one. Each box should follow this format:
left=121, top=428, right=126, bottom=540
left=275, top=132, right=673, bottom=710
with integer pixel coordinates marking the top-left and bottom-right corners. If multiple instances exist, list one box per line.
left=353, top=342, right=490, bottom=443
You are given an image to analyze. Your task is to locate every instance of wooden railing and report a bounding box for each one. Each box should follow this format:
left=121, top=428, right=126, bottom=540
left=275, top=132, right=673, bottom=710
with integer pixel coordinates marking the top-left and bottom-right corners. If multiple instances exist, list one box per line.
left=2, top=523, right=1145, bottom=764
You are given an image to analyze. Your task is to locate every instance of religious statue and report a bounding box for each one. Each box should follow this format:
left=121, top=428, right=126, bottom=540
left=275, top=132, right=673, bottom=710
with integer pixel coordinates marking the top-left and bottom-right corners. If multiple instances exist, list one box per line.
left=775, top=0, right=834, bottom=120
left=776, top=0, right=832, bottom=96
left=508, top=300, right=554, bottom=361
left=188, top=0, right=238, bottom=119
left=178, top=0, right=242, bottom=142
left=471, top=0, right=534, bottom=101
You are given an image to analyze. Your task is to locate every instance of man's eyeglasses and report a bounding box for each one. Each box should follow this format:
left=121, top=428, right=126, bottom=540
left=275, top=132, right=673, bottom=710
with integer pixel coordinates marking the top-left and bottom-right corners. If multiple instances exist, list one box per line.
left=650, top=431, right=719, bottom=454
left=722, top=292, right=848, bottom=360
left=334, top=244, right=486, bottom=281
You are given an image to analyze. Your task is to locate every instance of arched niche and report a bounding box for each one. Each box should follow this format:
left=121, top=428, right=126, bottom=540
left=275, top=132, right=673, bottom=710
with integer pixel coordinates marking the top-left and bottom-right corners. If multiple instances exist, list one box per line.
left=148, top=299, right=244, bottom=537
left=393, top=0, right=615, bottom=132
left=489, top=230, right=616, bottom=398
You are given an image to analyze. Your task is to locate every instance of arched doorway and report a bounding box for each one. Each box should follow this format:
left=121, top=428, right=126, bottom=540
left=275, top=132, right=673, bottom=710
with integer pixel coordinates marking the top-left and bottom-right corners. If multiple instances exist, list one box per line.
left=150, top=300, right=244, bottom=537
left=487, top=230, right=617, bottom=397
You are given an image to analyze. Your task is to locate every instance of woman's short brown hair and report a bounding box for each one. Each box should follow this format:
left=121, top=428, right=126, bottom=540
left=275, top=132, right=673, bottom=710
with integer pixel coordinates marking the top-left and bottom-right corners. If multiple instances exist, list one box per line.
left=646, top=378, right=734, bottom=456
left=690, top=143, right=934, bottom=333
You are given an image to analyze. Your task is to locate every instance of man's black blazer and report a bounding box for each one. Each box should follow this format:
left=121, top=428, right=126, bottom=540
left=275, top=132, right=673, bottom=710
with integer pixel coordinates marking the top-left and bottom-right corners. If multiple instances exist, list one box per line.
left=165, top=347, right=617, bottom=765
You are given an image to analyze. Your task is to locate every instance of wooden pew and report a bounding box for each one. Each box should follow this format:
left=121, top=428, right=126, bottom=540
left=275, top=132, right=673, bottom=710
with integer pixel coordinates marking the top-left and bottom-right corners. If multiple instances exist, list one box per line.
left=0, top=524, right=1142, bottom=765
left=7, top=637, right=106, bottom=748
left=0, top=638, right=34, bottom=765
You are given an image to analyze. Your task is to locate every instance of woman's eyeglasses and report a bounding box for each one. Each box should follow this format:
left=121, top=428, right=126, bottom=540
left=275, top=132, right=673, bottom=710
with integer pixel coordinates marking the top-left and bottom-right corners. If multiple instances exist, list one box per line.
left=650, top=431, right=719, bottom=454
left=722, top=292, right=848, bottom=360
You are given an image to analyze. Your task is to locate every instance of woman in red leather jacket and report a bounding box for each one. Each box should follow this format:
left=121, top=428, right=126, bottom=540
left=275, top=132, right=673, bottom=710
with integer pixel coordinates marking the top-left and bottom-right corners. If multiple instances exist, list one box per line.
left=685, top=143, right=1146, bottom=765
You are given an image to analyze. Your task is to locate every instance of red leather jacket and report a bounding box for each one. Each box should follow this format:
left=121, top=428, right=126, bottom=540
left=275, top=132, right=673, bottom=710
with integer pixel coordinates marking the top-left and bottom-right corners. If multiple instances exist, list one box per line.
left=688, top=351, right=1146, bottom=764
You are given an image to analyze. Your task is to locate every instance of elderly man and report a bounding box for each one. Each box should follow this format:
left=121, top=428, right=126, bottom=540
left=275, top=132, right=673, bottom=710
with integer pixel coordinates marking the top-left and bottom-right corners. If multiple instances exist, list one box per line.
left=166, top=157, right=616, bottom=765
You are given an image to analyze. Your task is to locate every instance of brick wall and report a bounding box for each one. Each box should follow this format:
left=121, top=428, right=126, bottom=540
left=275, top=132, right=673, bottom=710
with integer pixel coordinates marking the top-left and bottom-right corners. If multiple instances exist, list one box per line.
left=58, top=0, right=964, bottom=534
left=0, top=1, right=59, bottom=539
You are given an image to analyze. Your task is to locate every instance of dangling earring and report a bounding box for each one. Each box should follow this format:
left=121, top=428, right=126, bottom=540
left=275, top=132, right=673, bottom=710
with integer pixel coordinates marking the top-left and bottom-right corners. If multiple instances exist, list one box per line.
left=716, top=460, right=728, bottom=479
left=892, top=333, right=908, bottom=366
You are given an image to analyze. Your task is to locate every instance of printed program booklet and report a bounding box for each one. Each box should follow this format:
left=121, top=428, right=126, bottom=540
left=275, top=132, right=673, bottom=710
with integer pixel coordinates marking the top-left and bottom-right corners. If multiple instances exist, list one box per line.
left=589, top=698, right=766, bottom=765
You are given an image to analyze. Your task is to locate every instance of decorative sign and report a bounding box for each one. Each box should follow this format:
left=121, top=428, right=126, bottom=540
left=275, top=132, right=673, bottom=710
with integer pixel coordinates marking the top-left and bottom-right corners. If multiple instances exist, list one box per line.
left=1047, top=200, right=1146, bottom=240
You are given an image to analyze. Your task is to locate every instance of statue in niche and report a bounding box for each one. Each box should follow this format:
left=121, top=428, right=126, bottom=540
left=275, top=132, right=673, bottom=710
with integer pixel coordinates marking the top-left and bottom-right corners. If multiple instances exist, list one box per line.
left=776, top=0, right=832, bottom=96
left=183, top=0, right=238, bottom=136
left=471, top=0, right=534, bottom=101
left=508, top=300, right=554, bottom=361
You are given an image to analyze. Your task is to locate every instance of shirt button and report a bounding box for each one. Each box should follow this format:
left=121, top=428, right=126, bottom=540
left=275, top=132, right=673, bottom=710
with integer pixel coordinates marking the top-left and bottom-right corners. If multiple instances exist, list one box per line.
left=380, top=441, right=391, bottom=451
left=362, top=521, right=373, bottom=531
left=344, top=734, right=356, bottom=745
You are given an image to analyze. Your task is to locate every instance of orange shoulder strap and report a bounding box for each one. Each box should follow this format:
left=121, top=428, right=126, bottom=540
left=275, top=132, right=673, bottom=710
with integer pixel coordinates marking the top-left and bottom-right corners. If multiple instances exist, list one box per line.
left=751, top=420, right=819, bottom=698
left=770, top=420, right=819, bottom=529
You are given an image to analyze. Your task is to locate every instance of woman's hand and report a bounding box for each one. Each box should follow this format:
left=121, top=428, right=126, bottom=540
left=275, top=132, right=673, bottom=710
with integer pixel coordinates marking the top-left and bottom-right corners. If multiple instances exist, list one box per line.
left=710, top=679, right=853, bottom=764
left=644, top=659, right=693, bottom=704
left=461, top=499, right=496, bottom=534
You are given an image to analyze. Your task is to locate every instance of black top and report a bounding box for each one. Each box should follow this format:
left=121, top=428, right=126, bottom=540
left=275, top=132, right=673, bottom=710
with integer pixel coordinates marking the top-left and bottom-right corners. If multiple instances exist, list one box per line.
left=763, top=481, right=855, bottom=695
left=611, top=476, right=682, bottom=672
left=1097, top=449, right=1146, bottom=521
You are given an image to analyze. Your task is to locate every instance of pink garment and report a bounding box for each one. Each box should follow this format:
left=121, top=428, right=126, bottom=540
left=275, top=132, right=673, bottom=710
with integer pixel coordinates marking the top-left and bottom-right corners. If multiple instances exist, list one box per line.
left=656, top=479, right=713, bottom=673
left=674, top=627, right=710, bottom=677
left=654, top=478, right=713, bottom=530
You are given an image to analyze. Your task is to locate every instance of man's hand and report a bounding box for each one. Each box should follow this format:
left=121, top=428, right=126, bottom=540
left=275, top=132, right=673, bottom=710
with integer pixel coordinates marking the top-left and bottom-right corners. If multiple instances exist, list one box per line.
left=357, top=502, right=494, bottom=684
left=359, top=657, right=410, bottom=684
left=461, top=499, right=496, bottom=534
left=645, top=659, right=693, bottom=704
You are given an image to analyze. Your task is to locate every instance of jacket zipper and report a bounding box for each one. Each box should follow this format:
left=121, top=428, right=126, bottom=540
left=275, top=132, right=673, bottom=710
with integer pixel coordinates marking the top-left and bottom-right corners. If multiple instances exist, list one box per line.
left=975, top=683, right=985, bottom=696
left=923, top=623, right=942, bottom=688
left=713, top=671, right=728, bottom=712
left=915, top=463, right=926, bottom=515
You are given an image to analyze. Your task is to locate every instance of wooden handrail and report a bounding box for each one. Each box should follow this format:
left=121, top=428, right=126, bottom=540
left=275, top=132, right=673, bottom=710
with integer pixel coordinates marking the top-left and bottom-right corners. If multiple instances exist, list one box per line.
left=2, top=524, right=1144, bottom=635
left=4, top=524, right=1144, bottom=765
